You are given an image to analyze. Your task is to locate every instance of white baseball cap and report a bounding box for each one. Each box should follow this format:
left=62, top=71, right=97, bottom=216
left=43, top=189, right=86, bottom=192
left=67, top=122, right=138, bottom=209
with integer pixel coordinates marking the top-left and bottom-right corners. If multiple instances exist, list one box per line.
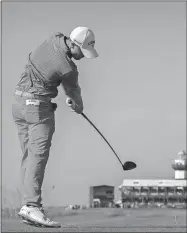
left=70, top=26, right=99, bottom=59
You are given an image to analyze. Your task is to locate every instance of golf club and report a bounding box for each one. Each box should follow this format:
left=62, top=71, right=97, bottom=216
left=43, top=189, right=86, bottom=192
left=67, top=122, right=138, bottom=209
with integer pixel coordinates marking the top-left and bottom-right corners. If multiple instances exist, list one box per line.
left=81, top=112, right=136, bottom=171
left=66, top=98, right=136, bottom=171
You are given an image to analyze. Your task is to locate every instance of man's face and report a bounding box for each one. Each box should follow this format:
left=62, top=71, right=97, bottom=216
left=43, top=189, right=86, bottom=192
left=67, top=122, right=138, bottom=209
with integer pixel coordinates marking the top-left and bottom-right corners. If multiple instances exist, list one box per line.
left=71, top=44, right=84, bottom=60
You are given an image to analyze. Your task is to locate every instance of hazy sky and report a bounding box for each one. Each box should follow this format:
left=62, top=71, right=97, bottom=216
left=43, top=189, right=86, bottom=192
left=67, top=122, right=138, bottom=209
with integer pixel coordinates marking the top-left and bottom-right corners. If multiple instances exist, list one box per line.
left=2, top=1, right=186, bottom=206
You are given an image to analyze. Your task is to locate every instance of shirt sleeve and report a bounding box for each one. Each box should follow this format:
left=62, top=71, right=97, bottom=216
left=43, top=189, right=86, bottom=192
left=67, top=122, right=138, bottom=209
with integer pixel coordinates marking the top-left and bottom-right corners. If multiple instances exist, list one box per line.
left=61, top=70, right=83, bottom=113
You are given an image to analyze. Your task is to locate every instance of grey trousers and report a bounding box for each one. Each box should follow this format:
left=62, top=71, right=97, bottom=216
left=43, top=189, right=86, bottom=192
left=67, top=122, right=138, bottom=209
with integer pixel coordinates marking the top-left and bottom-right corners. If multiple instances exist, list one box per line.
left=12, top=95, right=55, bottom=207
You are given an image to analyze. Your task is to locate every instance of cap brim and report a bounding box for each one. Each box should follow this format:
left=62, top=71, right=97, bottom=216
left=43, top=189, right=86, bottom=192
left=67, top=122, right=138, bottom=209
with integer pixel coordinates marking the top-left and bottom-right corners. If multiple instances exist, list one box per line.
left=80, top=47, right=99, bottom=59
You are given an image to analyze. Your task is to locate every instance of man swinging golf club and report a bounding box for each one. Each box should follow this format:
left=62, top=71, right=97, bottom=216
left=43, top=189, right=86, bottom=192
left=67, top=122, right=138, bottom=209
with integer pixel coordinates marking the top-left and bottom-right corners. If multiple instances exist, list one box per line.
left=12, top=26, right=99, bottom=228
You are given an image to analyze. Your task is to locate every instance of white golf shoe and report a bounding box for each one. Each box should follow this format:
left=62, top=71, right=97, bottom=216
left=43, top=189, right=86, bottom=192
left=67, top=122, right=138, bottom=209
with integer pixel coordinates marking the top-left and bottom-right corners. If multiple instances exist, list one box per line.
left=18, top=205, right=61, bottom=228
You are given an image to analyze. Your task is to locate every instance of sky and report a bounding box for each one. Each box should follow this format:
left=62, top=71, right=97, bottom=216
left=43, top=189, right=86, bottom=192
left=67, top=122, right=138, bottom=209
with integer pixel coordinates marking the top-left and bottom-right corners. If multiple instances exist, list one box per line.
left=2, top=1, right=186, bottom=207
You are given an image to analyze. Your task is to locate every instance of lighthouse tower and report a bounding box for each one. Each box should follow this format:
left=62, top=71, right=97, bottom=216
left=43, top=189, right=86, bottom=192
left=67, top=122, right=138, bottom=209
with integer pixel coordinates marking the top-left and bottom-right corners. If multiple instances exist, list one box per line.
left=172, top=150, right=187, bottom=180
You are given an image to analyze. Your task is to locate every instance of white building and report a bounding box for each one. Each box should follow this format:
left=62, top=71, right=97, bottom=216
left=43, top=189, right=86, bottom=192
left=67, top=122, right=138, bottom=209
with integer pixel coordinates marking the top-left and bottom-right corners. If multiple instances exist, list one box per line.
left=118, top=150, right=187, bottom=206
left=172, top=150, right=187, bottom=179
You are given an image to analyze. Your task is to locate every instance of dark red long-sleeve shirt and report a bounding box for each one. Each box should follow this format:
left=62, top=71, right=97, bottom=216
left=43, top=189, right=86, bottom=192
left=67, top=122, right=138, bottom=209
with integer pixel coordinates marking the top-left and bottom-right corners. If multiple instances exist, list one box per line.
left=15, top=32, right=83, bottom=110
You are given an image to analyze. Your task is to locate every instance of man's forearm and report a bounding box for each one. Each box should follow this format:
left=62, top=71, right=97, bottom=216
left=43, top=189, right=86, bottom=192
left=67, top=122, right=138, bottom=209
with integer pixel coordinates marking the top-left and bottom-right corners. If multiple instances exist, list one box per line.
left=61, top=82, right=83, bottom=113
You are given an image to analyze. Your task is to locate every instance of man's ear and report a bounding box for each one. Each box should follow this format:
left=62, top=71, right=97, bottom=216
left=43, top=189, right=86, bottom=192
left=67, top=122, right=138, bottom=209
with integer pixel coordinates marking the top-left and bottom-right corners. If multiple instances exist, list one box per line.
left=69, top=40, right=76, bottom=49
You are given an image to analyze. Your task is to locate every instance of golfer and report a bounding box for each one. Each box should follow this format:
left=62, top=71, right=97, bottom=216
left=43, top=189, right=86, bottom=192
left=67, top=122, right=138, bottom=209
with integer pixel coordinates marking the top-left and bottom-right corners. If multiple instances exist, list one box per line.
left=12, top=26, right=99, bottom=227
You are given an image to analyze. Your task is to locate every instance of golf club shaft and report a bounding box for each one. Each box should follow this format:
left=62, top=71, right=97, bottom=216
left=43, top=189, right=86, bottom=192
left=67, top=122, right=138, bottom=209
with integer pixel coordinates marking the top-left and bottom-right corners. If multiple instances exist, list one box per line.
left=81, top=113, right=123, bottom=167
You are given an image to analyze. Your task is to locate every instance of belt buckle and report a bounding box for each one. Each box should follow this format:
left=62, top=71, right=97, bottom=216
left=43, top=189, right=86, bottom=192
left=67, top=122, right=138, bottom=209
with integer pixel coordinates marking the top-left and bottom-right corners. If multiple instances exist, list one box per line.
left=26, top=99, right=40, bottom=106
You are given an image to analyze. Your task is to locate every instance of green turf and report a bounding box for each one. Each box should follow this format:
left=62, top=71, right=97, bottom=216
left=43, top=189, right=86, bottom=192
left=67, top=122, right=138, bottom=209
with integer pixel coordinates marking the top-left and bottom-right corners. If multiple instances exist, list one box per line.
left=1, top=208, right=187, bottom=232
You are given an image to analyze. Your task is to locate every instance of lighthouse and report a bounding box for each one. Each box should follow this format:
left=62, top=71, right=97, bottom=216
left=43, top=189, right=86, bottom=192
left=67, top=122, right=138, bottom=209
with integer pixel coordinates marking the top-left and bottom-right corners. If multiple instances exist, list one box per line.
left=172, top=150, right=187, bottom=180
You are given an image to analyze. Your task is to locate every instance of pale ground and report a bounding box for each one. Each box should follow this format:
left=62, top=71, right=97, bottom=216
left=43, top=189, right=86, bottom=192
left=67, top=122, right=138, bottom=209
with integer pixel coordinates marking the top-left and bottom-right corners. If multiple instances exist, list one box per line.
left=2, top=208, right=187, bottom=232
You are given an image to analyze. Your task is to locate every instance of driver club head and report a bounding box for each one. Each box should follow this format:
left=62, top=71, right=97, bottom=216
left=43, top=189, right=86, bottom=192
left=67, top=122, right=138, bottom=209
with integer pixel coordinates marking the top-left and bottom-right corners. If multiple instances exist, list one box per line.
left=122, top=161, right=137, bottom=171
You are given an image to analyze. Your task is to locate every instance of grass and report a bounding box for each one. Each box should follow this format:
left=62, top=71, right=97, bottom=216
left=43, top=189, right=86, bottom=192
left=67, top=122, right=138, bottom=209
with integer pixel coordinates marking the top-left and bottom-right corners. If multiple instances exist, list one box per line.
left=48, top=209, right=80, bottom=218
left=105, top=209, right=127, bottom=217
left=2, top=208, right=187, bottom=233
left=2, top=207, right=20, bottom=219
left=2, top=205, right=187, bottom=220
left=1, top=206, right=81, bottom=219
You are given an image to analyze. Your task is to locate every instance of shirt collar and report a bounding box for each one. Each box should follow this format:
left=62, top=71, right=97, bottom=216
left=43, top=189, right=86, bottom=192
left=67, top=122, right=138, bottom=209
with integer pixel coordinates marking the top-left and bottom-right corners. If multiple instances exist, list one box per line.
left=61, top=36, right=72, bottom=58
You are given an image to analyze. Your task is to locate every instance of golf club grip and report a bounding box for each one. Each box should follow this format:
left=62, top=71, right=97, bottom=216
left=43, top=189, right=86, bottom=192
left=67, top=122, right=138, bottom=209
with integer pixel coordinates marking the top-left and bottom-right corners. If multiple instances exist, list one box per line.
left=81, top=113, right=123, bottom=166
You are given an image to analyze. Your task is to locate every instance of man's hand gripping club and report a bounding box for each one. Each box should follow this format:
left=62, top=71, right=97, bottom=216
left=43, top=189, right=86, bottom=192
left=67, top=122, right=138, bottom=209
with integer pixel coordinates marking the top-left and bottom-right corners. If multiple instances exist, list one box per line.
left=66, top=98, right=83, bottom=114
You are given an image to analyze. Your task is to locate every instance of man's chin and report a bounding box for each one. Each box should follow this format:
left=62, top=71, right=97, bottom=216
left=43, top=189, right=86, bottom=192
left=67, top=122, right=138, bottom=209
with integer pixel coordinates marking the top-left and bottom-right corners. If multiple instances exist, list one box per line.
left=74, top=57, right=81, bottom=60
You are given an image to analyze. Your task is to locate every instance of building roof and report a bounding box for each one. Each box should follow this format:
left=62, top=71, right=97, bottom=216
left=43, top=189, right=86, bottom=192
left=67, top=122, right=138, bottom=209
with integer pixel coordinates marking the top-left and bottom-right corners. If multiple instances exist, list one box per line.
left=119, top=179, right=187, bottom=189
left=91, top=185, right=114, bottom=188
